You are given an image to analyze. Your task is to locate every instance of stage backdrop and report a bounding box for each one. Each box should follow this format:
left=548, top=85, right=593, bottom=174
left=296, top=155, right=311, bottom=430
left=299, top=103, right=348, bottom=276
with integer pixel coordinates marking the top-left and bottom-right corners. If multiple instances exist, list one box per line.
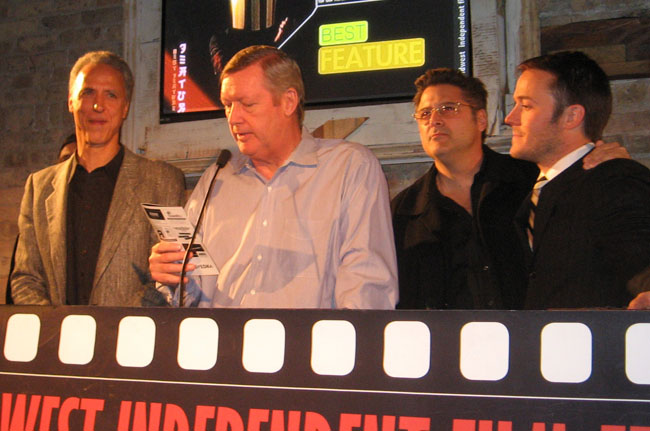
left=1, top=306, right=649, bottom=430
left=160, top=0, right=471, bottom=122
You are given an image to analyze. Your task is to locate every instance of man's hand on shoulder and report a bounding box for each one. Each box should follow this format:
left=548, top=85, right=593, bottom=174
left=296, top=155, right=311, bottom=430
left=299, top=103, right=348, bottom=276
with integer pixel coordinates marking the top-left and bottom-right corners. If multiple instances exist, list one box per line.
left=582, top=140, right=630, bottom=170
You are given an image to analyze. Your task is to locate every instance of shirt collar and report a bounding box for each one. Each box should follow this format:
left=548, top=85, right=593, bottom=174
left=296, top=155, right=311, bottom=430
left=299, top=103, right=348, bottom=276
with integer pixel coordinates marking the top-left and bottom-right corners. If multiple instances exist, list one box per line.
left=542, top=142, right=594, bottom=182
left=73, top=144, right=124, bottom=183
left=286, top=127, right=319, bottom=167
left=230, top=127, right=319, bottom=175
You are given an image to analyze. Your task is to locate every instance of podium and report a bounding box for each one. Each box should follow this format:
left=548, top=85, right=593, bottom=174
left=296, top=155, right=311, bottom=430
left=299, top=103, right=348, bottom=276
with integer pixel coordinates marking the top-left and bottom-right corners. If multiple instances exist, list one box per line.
left=1, top=306, right=649, bottom=430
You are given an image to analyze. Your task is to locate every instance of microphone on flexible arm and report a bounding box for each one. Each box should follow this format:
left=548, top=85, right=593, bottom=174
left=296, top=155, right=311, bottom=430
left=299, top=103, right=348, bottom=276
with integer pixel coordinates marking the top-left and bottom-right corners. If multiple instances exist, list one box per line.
left=178, top=149, right=232, bottom=307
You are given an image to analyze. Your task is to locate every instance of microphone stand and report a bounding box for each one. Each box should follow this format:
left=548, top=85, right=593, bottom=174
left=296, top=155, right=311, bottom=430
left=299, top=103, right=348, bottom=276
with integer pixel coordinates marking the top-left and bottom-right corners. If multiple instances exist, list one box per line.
left=178, top=149, right=232, bottom=307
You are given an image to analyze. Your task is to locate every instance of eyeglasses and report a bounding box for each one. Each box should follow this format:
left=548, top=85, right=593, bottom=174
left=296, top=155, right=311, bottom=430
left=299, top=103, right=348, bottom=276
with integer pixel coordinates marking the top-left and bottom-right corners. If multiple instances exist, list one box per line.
left=412, top=102, right=474, bottom=122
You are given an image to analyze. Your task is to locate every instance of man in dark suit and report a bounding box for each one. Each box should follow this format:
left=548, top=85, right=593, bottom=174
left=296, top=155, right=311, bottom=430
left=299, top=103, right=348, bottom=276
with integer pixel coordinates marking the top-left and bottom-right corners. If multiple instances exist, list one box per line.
left=506, top=51, right=650, bottom=309
left=11, top=51, right=186, bottom=306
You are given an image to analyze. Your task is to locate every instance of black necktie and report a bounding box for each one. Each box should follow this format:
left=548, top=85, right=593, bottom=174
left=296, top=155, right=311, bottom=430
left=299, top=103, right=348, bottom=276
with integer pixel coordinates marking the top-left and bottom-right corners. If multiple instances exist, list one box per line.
left=527, top=176, right=548, bottom=249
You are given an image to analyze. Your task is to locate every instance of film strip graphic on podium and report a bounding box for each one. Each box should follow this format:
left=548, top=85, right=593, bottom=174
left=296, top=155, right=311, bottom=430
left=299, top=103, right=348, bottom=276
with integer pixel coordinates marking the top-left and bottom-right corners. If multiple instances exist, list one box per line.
left=1, top=307, right=649, bottom=430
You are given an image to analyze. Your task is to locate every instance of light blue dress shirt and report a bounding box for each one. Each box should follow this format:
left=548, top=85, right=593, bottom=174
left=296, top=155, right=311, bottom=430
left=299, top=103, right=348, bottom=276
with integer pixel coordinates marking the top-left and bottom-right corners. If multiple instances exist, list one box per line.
left=162, top=130, right=398, bottom=309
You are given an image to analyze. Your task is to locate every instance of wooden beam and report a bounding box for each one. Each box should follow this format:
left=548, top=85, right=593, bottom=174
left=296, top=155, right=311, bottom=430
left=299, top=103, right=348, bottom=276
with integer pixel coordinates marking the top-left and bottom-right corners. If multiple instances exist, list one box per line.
left=312, top=117, right=369, bottom=140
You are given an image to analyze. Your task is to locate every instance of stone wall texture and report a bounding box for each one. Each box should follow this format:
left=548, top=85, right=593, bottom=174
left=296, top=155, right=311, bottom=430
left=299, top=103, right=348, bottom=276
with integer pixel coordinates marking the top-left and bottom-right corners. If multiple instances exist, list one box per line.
left=538, top=0, right=650, bottom=164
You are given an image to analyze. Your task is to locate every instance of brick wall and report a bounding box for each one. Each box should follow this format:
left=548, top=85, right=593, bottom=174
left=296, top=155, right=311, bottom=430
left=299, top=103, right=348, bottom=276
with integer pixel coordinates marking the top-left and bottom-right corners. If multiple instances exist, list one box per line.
left=0, top=0, right=124, bottom=300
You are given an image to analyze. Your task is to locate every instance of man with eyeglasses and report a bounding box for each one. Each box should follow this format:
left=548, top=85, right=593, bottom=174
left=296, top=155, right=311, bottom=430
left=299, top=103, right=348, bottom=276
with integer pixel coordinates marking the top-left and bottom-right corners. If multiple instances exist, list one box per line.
left=391, top=68, right=628, bottom=310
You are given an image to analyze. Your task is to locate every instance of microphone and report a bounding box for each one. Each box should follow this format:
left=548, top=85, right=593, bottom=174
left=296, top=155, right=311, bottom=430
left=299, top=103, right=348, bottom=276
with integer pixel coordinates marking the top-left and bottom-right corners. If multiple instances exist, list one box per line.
left=178, top=149, right=232, bottom=306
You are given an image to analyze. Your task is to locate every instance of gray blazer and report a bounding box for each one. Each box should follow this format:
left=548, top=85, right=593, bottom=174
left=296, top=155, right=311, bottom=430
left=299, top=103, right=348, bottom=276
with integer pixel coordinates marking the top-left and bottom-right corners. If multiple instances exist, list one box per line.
left=11, top=148, right=186, bottom=306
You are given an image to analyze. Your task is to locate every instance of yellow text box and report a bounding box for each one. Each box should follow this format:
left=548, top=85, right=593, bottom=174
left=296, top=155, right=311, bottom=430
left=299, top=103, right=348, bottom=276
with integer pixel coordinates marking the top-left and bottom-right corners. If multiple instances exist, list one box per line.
left=319, top=21, right=368, bottom=46
left=318, top=38, right=425, bottom=74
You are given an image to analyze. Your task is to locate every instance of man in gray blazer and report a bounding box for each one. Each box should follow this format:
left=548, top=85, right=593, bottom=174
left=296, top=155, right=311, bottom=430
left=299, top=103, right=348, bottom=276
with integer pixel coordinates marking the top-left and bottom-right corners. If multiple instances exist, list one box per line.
left=10, top=51, right=185, bottom=306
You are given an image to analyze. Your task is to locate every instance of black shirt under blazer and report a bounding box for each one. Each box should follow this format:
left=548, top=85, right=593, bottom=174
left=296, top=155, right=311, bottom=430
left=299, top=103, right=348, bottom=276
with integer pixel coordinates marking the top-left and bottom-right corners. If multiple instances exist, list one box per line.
left=515, top=156, right=650, bottom=309
left=11, top=148, right=186, bottom=306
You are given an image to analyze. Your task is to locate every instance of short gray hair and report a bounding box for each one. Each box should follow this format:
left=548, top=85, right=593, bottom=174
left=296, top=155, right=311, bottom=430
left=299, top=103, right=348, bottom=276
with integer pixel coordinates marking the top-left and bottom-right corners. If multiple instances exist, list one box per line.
left=69, top=51, right=134, bottom=103
left=220, top=45, right=305, bottom=127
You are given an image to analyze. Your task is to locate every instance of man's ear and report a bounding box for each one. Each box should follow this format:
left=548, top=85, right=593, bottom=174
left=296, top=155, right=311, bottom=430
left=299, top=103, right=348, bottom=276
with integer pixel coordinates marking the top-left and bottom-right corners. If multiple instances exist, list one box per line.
left=68, top=94, right=74, bottom=113
left=282, top=88, right=299, bottom=117
left=476, top=108, right=488, bottom=132
left=562, top=104, right=586, bottom=131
